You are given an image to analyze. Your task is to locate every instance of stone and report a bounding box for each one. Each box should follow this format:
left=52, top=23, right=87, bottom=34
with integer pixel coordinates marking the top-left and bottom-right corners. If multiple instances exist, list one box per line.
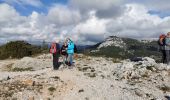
left=22, top=80, right=35, bottom=86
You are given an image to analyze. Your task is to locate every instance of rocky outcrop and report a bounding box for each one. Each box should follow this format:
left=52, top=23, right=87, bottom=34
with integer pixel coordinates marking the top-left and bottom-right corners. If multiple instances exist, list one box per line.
left=12, top=56, right=52, bottom=71
left=98, top=36, right=126, bottom=49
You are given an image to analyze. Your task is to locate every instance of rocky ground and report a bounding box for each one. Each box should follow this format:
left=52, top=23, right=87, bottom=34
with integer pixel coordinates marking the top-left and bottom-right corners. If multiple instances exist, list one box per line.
left=0, top=54, right=170, bottom=100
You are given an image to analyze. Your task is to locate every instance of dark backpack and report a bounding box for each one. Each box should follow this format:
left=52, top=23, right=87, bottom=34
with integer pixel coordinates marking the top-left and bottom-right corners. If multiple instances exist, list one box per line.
left=74, top=44, right=78, bottom=53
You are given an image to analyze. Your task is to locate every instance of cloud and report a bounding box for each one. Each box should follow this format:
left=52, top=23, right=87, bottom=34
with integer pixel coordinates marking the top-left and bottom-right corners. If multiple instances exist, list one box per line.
left=1, top=2, right=170, bottom=45
left=47, top=5, right=81, bottom=26
left=71, top=11, right=109, bottom=43
left=0, top=3, right=25, bottom=24
left=2, top=0, right=43, bottom=7
left=106, top=4, right=170, bottom=39
left=69, top=0, right=125, bottom=19
left=69, top=0, right=122, bottom=10
left=126, top=0, right=170, bottom=17
left=0, top=3, right=82, bottom=43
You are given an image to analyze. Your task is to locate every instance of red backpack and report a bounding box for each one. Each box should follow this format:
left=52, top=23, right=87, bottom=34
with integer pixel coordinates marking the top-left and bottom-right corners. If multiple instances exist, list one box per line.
left=50, top=43, right=57, bottom=54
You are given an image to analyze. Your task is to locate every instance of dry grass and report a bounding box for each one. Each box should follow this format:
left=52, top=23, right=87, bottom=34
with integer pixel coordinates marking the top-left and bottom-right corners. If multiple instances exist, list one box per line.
left=12, top=67, right=33, bottom=72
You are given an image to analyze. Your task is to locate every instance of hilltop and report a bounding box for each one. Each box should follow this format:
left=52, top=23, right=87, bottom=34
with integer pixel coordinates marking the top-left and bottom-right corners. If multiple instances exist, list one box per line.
left=0, top=54, right=169, bottom=100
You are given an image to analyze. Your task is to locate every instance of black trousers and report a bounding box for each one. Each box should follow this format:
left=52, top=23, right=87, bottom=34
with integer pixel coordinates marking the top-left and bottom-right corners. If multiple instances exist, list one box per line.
left=53, top=54, right=59, bottom=69
left=161, top=50, right=166, bottom=63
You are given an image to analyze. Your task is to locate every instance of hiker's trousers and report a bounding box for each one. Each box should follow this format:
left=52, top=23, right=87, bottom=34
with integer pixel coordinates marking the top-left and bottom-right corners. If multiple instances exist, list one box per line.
left=68, top=54, right=73, bottom=65
left=165, top=50, right=170, bottom=65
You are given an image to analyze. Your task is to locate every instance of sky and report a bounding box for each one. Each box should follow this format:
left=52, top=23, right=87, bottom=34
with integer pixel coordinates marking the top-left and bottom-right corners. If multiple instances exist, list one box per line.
left=0, top=0, right=170, bottom=45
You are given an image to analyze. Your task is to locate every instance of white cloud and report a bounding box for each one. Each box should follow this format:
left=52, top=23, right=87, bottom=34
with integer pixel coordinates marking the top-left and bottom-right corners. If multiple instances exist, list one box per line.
left=0, top=2, right=170, bottom=45
left=106, top=4, right=170, bottom=39
left=2, top=0, right=43, bottom=7
left=73, top=11, right=108, bottom=35
left=70, top=0, right=122, bottom=10
left=47, top=5, right=81, bottom=26
left=0, top=3, right=25, bottom=24
left=69, top=0, right=125, bottom=19
left=128, top=0, right=170, bottom=11
left=71, top=11, right=109, bottom=43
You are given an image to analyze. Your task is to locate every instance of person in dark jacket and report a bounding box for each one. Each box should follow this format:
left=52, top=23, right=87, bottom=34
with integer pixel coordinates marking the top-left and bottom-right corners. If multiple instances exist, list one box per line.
left=60, top=41, right=68, bottom=66
left=158, top=34, right=166, bottom=63
left=50, top=39, right=60, bottom=70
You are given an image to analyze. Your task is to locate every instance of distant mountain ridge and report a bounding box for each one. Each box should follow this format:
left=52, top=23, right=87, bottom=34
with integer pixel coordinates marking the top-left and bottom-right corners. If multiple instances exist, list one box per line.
left=87, top=36, right=161, bottom=61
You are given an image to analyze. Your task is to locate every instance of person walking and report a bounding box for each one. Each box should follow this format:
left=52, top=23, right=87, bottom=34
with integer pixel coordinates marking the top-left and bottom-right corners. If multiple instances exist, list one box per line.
left=66, top=38, right=74, bottom=68
left=50, top=39, right=60, bottom=70
left=165, top=32, right=170, bottom=65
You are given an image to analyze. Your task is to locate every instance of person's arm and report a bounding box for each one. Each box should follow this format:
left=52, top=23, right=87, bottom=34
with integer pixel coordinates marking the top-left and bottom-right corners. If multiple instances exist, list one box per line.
left=165, top=38, right=170, bottom=46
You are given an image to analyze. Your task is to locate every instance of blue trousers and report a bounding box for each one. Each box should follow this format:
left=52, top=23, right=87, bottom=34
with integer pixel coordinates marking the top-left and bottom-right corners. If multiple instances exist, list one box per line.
left=68, top=54, right=73, bottom=65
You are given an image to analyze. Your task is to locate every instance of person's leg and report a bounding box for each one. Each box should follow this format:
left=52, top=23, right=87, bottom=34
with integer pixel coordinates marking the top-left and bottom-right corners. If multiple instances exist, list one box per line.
left=67, top=54, right=73, bottom=67
left=67, top=54, right=71, bottom=66
left=162, top=50, right=166, bottom=63
left=61, top=55, right=65, bottom=65
left=69, top=54, right=73, bottom=66
left=70, top=54, right=73, bottom=66
left=53, top=54, right=60, bottom=70
left=53, top=54, right=57, bottom=69
left=168, top=50, right=170, bottom=65
left=166, top=50, right=170, bottom=65
left=64, top=55, right=68, bottom=64
left=55, top=56, right=59, bottom=69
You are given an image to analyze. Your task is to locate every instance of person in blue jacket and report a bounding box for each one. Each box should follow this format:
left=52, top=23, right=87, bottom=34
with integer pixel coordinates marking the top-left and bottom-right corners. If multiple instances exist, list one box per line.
left=66, top=38, right=74, bottom=67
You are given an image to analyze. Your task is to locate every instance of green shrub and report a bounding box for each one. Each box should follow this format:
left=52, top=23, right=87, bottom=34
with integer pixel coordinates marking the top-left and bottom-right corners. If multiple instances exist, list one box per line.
left=48, top=87, right=56, bottom=92
left=0, top=41, right=44, bottom=60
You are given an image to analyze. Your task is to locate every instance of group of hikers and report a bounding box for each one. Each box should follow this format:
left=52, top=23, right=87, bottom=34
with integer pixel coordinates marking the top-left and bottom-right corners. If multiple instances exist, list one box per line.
left=158, top=32, right=170, bottom=65
left=49, top=38, right=77, bottom=70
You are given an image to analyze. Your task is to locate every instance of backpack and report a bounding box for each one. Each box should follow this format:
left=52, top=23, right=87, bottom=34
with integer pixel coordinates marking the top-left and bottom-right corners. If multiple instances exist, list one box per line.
left=74, top=44, right=77, bottom=53
left=50, top=43, right=57, bottom=54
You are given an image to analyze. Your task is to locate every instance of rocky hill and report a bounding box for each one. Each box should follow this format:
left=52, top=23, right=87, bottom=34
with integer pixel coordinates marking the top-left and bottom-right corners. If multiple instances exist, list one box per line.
left=0, top=54, right=169, bottom=100
left=88, top=36, right=161, bottom=61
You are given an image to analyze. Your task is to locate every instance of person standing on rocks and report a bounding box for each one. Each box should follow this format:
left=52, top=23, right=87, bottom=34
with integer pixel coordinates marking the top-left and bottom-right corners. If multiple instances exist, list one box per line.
left=158, top=34, right=166, bottom=63
left=66, top=38, right=74, bottom=68
left=60, top=41, right=68, bottom=66
left=165, top=32, right=170, bottom=65
left=50, top=39, right=60, bottom=70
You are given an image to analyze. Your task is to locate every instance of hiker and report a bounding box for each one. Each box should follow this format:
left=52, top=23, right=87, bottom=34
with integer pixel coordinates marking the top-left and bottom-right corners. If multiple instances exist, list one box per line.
left=158, top=34, right=166, bottom=63
left=50, top=39, right=60, bottom=70
left=66, top=38, right=74, bottom=67
left=165, top=32, right=170, bottom=65
left=60, top=41, right=68, bottom=66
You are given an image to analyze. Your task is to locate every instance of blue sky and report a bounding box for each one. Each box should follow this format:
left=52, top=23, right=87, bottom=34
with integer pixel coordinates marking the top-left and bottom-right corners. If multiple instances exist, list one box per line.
left=0, top=0, right=68, bottom=16
left=0, top=0, right=170, bottom=44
